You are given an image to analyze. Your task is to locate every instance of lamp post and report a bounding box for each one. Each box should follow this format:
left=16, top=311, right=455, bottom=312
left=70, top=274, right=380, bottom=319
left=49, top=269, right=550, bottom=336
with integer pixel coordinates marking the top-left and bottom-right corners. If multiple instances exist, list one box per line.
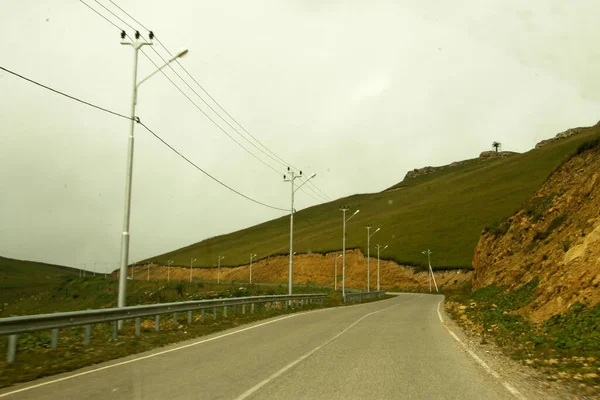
left=217, top=255, right=225, bottom=284
left=167, top=260, right=173, bottom=282
left=189, top=258, right=196, bottom=283
left=284, top=168, right=316, bottom=296
left=249, top=254, right=257, bottom=284
left=131, top=262, right=137, bottom=280
left=147, top=261, right=153, bottom=282
left=117, top=30, right=188, bottom=316
left=375, top=244, right=387, bottom=290
left=339, top=207, right=360, bottom=301
left=365, top=226, right=380, bottom=292
left=334, top=254, right=342, bottom=290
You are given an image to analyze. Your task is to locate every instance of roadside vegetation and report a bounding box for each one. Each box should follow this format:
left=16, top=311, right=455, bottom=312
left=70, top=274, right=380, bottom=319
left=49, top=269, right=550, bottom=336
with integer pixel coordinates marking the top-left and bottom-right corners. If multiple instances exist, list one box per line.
left=446, top=280, right=600, bottom=395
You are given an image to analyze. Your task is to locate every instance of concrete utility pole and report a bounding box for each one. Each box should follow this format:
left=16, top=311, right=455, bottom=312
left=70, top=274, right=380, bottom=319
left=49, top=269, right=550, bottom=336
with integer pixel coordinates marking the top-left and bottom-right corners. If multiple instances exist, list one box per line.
left=284, top=168, right=316, bottom=296
left=375, top=244, right=388, bottom=291
left=249, top=254, right=257, bottom=284
left=217, top=255, right=225, bottom=284
left=365, top=225, right=380, bottom=292
left=334, top=254, right=342, bottom=290
left=167, top=260, right=173, bottom=282
left=189, top=258, right=196, bottom=283
left=339, top=206, right=360, bottom=301
left=117, top=30, right=188, bottom=319
left=422, top=249, right=439, bottom=292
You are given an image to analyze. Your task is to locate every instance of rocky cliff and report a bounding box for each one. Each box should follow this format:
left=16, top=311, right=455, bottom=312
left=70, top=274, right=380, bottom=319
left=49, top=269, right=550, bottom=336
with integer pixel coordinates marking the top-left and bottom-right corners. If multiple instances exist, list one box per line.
left=473, top=138, right=600, bottom=322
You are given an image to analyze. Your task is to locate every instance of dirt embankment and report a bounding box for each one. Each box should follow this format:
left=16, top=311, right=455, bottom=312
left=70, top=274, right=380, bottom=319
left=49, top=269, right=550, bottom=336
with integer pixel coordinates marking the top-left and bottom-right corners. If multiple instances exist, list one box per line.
left=473, top=143, right=600, bottom=322
left=125, top=249, right=472, bottom=291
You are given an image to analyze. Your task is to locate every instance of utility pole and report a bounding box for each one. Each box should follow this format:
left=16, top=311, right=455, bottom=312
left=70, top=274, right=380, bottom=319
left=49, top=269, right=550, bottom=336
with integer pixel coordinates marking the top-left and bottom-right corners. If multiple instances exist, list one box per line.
left=284, top=168, right=316, bottom=296
left=375, top=244, right=388, bottom=291
left=147, top=261, right=153, bottom=282
left=422, top=249, right=439, bottom=292
left=190, top=258, right=196, bottom=283
left=217, top=255, right=225, bottom=284
left=340, top=206, right=360, bottom=301
left=116, top=31, right=188, bottom=322
left=250, top=254, right=257, bottom=284
left=365, top=225, right=380, bottom=292
left=167, top=260, right=173, bottom=282
left=334, top=254, right=342, bottom=290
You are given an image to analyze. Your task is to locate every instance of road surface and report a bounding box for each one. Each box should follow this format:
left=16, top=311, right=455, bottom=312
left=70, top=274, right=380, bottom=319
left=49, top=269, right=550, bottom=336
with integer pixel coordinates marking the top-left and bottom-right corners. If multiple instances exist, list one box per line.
left=0, top=294, right=519, bottom=399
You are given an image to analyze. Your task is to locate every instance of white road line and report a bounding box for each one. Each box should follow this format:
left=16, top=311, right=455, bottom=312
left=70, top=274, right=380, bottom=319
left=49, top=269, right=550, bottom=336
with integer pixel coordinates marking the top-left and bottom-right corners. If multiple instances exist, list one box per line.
left=437, top=300, right=526, bottom=400
left=0, top=307, right=334, bottom=398
left=234, top=303, right=400, bottom=400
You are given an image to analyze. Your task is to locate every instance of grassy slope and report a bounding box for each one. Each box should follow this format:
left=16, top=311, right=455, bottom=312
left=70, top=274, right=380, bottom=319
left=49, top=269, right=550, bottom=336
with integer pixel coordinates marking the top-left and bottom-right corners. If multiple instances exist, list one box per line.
left=146, top=125, right=600, bottom=270
left=0, top=256, right=78, bottom=306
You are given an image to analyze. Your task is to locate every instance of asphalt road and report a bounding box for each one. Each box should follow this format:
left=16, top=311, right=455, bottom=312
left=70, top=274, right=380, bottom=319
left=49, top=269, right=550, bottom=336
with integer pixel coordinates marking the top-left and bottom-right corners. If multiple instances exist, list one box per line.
left=0, top=294, right=517, bottom=400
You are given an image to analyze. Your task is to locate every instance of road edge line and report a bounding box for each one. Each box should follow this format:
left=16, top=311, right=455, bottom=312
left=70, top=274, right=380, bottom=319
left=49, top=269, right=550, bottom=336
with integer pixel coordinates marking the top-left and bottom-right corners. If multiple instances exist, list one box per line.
left=436, top=300, right=526, bottom=400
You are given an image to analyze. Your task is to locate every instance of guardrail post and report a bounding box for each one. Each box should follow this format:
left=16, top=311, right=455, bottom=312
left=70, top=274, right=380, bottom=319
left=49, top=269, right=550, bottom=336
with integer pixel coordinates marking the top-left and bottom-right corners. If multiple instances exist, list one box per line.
left=223, top=306, right=228, bottom=318
left=84, top=325, right=92, bottom=346
left=112, top=321, right=118, bottom=340
left=242, top=304, right=246, bottom=314
left=233, top=305, right=237, bottom=315
left=266, top=302, right=270, bottom=312
left=7, top=335, right=17, bottom=363
left=155, top=315, right=160, bottom=332
left=188, top=311, right=193, bottom=324
left=200, top=309, right=205, bottom=322
left=173, top=312, right=178, bottom=323
left=213, top=307, right=217, bottom=320
left=51, top=328, right=59, bottom=350
left=251, top=303, right=255, bottom=314
left=135, top=318, right=141, bottom=336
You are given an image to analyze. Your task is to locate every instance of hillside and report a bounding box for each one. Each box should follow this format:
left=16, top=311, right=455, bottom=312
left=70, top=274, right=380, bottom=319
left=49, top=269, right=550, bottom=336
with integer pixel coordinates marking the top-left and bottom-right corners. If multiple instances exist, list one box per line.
left=0, top=256, right=78, bottom=307
left=473, top=136, right=600, bottom=322
left=146, top=123, right=600, bottom=271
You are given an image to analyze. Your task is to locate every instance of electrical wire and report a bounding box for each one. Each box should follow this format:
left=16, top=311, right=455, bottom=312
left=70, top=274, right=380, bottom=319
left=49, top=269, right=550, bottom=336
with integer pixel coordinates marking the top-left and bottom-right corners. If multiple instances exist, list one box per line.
left=0, top=65, right=131, bottom=120
left=104, top=1, right=334, bottom=200
left=137, top=122, right=288, bottom=211
left=1, top=64, right=288, bottom=212
left=80, top=1, right=332, bottom=205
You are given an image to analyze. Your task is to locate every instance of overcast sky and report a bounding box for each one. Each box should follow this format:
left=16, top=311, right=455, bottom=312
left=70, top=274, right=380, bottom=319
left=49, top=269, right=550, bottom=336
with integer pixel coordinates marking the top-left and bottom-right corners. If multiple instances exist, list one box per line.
left=1, top=1, right=599, bottom=272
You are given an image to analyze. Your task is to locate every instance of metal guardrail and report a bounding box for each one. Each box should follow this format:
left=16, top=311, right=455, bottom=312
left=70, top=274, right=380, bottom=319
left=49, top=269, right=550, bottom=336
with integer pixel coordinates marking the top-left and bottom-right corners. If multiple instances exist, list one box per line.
left=344, top=291, right=386, bottom=303
left=1, top=293, right=327, bottom=363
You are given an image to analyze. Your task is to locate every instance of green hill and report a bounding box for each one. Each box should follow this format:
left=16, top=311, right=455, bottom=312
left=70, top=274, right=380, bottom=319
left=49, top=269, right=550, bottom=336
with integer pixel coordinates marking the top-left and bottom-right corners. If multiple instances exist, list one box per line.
left=146, top=123, right=600, bottom=270
left=0, top=256, right=79, bottom=305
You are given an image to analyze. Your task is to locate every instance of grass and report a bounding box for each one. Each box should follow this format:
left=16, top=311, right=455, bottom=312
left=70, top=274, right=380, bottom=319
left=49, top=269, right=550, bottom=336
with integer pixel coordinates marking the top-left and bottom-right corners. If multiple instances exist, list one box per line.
left=447, top=280, right=600, bottom=392
left=0, top=256, right=79, bottom=307
left=144, top=124, right=600, bottom=270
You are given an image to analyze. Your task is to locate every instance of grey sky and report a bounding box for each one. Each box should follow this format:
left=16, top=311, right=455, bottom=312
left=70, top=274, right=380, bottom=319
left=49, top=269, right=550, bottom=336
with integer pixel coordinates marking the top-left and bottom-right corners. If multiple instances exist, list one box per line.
left=1, top=1, right=598, bottom=272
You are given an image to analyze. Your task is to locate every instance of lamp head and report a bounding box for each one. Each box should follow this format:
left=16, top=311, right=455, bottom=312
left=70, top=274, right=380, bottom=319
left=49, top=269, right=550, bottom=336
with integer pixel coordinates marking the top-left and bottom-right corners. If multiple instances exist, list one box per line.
left=176, top=48, right=189, bottom=58
left=375, top=228, right=380, bottom=233
left=309, top=172, right=316, bottom=178
left=353, top=210, right=360, bottom=215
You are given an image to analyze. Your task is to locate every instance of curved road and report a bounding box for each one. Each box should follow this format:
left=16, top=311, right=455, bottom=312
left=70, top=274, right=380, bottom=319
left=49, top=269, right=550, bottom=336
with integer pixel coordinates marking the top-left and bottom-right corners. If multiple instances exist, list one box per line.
left=0, top=294, right=518, bottom=399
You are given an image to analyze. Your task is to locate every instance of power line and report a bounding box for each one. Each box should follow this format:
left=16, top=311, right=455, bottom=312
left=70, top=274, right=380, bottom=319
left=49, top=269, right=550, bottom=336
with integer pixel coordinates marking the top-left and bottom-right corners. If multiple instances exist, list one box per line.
left=79, top=0, right=123, bottom=31
left=0, top=65, right=130, bottom=120
left=138, top=48, right=283, bottom=175
left=137, top=122, right=288, bottom=212
left=2, top=63, right=288, bottom=212
left=103, top=1, right=332, bottom=197
left=80, top=1, right=331, bottom=205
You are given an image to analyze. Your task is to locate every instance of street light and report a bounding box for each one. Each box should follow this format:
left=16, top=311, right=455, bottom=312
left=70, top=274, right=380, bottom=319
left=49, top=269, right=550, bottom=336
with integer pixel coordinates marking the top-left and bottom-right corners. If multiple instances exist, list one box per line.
left=249, top=254, right=257, bottom=284
left=422, top=249, right=439, bottom=293
left=116, top=33, right=189, bottom=316
left=147, top=261, right=153, bottom=282
left=339, top=207, right=359, bottom=301
left=217, top=255, right=225, bottom=284
left=167, top=260, right=174, bottom=282
left=375, top=245, right=388, bottom=291
left=333, top=253, right=342, bottom=290
left=365, top=225, right=380, bottom=292
left=284, top=169, right=316, bottom=296
left=189, top=258, right=196, bottom=283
